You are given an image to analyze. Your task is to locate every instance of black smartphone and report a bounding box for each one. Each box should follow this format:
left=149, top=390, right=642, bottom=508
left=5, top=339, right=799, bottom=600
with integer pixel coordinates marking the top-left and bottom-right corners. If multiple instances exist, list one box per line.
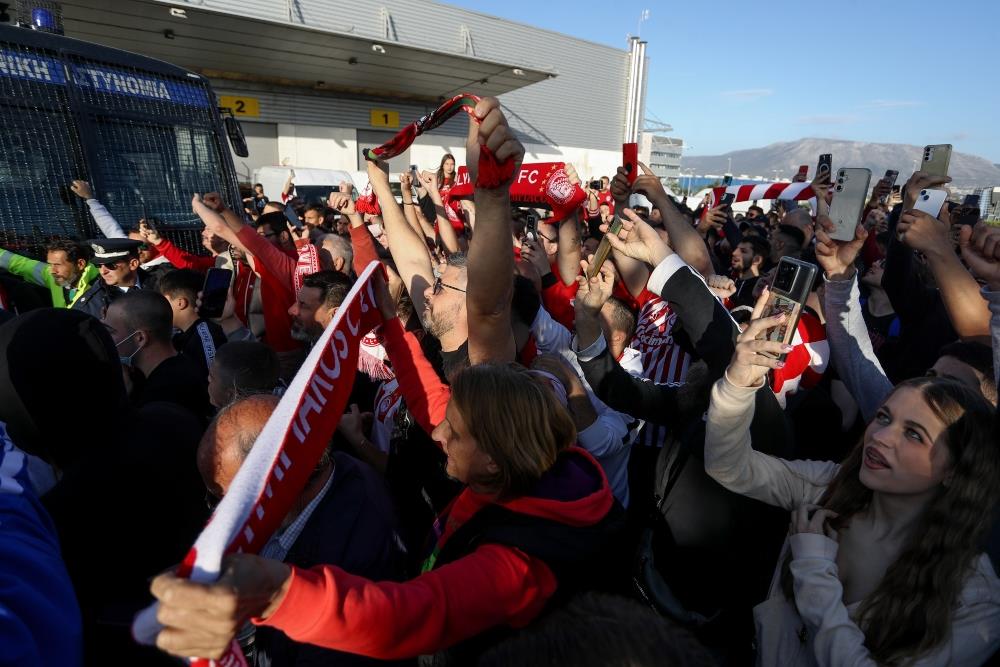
left=963, top=194, right=981, bottom=208
left=524, top=210, right=539, bottom=241
left=589, top=180, right=603, bottom=190
left=284, top=202, right=303, bottom=229
left=880, top=170, right=899, bottom=204
left=722, top=175, right=733, bottom=187
left=947, top=201, right=980, bottom=227
left=760, top=257, right=818, bottom=361
left=719, top=192, right=736, bottom=208
left=816, top=154, right=833, bottom=183
left=198, top=268, right=233, bottom=319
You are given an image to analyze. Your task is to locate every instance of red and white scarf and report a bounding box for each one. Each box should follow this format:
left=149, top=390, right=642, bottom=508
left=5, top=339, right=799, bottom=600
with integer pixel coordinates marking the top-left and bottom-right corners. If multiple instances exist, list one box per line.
left=132, top=262, right=387, bottom=666
left=708, top=181, right=816, bottom=208
left=446, top=162, right=586, bottom=222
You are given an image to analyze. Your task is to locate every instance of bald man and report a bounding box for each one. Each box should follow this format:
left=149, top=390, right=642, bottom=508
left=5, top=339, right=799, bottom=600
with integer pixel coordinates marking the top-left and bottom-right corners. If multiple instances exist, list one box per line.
left=197, top=395, right=406, bottom=667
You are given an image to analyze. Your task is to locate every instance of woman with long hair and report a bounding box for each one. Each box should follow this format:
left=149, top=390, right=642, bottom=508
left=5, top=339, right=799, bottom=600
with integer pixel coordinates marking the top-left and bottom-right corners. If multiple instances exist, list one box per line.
left=149, top=362, right=621, bottom=664
left=704, top=296, right=1000, bottom=665
left=436, top=152, right=456, bottom=192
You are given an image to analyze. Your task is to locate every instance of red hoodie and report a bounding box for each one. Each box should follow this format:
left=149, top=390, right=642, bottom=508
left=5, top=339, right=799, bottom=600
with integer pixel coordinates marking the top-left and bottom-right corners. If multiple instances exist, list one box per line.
left=255, top=317, right=616, bottom=659
left=254, top=447, right=613, bottom=660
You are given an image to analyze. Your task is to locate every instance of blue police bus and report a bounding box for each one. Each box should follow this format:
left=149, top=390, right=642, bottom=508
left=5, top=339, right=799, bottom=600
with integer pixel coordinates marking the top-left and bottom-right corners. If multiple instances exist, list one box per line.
left=0, top=19, right=246, bottom=255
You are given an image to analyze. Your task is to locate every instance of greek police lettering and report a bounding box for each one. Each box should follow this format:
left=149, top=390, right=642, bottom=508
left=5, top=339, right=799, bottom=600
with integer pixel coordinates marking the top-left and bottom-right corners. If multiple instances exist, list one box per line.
left=75, top=66, right=172, bottom=101
left=0, top=50, right=65, bottom=84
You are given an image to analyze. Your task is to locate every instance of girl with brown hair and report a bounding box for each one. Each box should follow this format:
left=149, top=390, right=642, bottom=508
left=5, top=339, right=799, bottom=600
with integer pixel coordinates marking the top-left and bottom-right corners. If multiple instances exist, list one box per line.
left=436, top=152, right=456, bottom=193
left=704, top=295, right=1000, bottom=665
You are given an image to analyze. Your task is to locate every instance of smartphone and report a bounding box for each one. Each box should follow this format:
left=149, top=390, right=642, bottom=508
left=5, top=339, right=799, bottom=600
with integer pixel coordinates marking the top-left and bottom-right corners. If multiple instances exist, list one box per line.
left=760, top=257, right=818, bottom=361
left=722, top=174, right=733, bottom=186
left=816, top=154, right=833, bottom=183
left=962, top=194, right=981, bottom=208
left=524, top=210, right=539, bottom=241
left=879, top=170, right=899, bottom=204
left=622, top=142, right=639, bottom=186
left=828, top=168, right=872, bottom=241
left=198, top=268, right=233, bottom=320
left=913, top=188, right=948, bottom=217
left=589, top=180, right=603, bottom=190
left=921, top=144, right=952, bottom=177
left=284, top=202, right=303, bottom=229
left=719, top=192, right=736, bottom=209
left=795, top=165, right=809, bottom=182
left=947, top=201, right=980, bottom=227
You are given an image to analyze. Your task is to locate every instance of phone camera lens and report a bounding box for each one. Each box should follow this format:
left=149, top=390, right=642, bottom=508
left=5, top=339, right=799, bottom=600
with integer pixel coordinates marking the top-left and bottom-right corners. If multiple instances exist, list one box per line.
left=835, top=185, right=843, bottom=192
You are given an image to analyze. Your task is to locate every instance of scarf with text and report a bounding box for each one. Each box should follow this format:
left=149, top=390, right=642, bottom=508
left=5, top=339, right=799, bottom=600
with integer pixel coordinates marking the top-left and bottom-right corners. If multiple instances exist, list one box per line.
left=445, top=162, right=587, bottom=222
left=132, top=262, right=387, bottom=666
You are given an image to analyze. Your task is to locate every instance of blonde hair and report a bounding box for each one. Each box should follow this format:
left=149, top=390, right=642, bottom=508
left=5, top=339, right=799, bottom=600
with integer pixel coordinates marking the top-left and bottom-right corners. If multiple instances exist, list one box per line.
left=450, top=363, right=576, bottom=499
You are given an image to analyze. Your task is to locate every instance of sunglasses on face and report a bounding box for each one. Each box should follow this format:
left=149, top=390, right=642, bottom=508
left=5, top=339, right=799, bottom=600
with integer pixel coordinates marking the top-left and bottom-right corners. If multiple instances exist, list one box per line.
left=433, top=276, right=466, bottom=295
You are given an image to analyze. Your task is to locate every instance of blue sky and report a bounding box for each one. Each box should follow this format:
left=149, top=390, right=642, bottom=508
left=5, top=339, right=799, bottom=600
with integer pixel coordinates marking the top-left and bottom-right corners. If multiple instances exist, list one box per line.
left=449, top=0, right=1000, bottom=162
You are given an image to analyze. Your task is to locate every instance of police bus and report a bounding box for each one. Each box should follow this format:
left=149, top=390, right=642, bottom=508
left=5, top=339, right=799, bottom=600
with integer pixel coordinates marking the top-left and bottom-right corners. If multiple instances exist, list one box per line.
left=0, top=18, right=246, bottom=256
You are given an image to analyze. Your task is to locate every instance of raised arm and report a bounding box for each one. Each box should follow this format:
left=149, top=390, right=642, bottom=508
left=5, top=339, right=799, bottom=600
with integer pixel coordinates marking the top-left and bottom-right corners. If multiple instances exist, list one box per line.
left=959, top=223, right=1000, bottom=384
left=399, top=172, right=435, bottom=243
left=367, top=161, right=434, bottom=317
left=814, top=217, right=893, bottom=422
left=465, top=97, right=523, bottom=364
left=574, top=257, right=684, bottom=423
left=896, top=207, right=991, bottom=339
left=418, top=171, right=462, bottom=255
left=635, top=162, right=712, bottom=276
left=556, top=164, right=583, bottom=286
left=71, top=180, right=126, bottom=238
left=705, top=310, right=838, bottom=509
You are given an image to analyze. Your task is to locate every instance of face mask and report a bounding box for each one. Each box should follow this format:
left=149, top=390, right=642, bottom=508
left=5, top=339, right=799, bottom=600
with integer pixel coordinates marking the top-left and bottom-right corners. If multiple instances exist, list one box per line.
left=115, top=330, right=145, bottom=367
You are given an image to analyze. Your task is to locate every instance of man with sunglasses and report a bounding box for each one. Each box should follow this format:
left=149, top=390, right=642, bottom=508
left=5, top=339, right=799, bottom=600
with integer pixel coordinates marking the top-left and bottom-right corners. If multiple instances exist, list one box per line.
left=72, top=238, right=159, bottom=319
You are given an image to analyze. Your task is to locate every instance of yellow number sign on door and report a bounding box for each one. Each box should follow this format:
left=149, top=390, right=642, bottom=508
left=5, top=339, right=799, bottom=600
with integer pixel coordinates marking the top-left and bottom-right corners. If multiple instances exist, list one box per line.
left=370, top=109, right=399, bottom=128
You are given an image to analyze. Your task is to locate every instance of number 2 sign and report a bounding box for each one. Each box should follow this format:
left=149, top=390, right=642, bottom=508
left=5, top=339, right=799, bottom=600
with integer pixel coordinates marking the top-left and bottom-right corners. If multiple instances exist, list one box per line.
left=219, top=95, right=260, bottom=118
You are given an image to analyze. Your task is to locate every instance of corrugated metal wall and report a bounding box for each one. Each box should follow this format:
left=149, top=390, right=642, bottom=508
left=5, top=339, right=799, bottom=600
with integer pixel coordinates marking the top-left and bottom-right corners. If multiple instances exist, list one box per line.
left=210, top=80, right=469, bottom=137
left=159, top=0, right=631, bottom=151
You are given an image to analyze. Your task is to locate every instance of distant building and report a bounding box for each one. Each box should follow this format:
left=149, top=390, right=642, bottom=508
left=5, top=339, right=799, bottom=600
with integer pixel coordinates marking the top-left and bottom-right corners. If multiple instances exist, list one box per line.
left=639, top=133, right=683, bottom=180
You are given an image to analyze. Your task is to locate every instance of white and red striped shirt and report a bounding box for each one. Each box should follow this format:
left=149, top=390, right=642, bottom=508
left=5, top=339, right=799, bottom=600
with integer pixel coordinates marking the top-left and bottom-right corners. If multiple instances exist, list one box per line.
left=630, top=291, right=691, bottom=447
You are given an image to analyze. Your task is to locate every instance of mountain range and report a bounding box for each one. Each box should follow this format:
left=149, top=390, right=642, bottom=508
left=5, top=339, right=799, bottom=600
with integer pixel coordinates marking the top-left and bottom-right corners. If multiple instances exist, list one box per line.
left=682, top=138, right=1000, bottom=188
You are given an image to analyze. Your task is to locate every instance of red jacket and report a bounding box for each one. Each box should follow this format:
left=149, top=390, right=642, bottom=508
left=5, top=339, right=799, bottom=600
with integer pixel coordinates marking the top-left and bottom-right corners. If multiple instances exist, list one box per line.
left=235, top=227, right=314, bottom=354
left=254, top=446, right=613, bottom=660
left=153, top=237, right=216, bottom=273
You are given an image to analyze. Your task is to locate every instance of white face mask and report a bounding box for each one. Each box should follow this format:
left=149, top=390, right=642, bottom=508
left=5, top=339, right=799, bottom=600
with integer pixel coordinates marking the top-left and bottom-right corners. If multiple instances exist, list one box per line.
left=115, top=330, right=145, bottom=367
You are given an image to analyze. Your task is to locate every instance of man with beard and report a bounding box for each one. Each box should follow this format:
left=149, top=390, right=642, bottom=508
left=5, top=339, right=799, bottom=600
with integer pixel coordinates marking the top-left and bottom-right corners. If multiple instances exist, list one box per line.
left=0, top=238, right=100, bottom=308
left=729, top=236, right=769, bottom=308
left=421, top=253, right=470, bottom=378
left=288, top=270, right=352, bottom=344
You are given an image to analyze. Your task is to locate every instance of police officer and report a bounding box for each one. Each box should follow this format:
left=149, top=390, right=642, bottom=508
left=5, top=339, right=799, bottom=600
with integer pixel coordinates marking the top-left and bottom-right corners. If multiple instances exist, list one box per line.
left=73, top=238, right=159, bottom=319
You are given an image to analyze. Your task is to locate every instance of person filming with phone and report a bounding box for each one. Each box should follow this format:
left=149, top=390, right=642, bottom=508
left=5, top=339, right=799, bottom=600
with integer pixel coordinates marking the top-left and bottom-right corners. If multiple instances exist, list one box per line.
left=703, top=289, right=1000, bottom=665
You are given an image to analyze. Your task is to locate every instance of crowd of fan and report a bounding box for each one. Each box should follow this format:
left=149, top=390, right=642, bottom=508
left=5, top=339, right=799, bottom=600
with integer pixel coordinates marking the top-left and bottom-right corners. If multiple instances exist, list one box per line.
left=1, top=97, right=1000, bottom=667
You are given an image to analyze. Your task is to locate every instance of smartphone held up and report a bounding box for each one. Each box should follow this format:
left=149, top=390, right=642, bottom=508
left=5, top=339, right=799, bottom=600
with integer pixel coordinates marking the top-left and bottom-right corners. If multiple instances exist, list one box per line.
left=760, top=257, right=818, bottom=361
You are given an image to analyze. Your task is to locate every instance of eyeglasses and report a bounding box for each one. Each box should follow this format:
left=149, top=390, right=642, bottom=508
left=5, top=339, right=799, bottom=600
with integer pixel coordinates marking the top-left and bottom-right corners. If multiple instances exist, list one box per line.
left=205, top=491, right=220, bottom=511
left=433, top=276, right=466, bottom=295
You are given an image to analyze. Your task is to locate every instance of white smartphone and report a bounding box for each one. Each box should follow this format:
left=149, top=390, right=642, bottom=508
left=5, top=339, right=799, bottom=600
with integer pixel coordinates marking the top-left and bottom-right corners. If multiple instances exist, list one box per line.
left=913, top=188, right=947, bottom=218
left=828, top=168, right=871, bottom=242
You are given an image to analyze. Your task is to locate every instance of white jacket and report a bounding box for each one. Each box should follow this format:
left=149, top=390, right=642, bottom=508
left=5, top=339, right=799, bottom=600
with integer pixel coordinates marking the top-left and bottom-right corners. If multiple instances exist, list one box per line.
left=705, top=376, right=1000, bottom=666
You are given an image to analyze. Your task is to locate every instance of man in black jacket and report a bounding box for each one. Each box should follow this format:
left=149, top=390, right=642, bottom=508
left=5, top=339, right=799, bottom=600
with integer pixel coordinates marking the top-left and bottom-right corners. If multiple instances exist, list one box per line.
left=575, top=210, right=790, bottom=661
left=73, top=238, right=160, bottom=319
left=198, top=394, right=408, bottom=667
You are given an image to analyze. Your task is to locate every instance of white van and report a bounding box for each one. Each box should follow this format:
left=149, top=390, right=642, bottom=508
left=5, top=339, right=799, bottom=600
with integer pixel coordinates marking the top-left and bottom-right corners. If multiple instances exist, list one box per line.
left=252, top=166, right=355, bottom=205
left=253, top=166, right=404, bottom=205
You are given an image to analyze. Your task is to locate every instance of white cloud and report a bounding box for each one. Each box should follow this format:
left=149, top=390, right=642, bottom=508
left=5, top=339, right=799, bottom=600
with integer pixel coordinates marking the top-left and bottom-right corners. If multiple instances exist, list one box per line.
left=720, top=88, right=774, bottom=101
